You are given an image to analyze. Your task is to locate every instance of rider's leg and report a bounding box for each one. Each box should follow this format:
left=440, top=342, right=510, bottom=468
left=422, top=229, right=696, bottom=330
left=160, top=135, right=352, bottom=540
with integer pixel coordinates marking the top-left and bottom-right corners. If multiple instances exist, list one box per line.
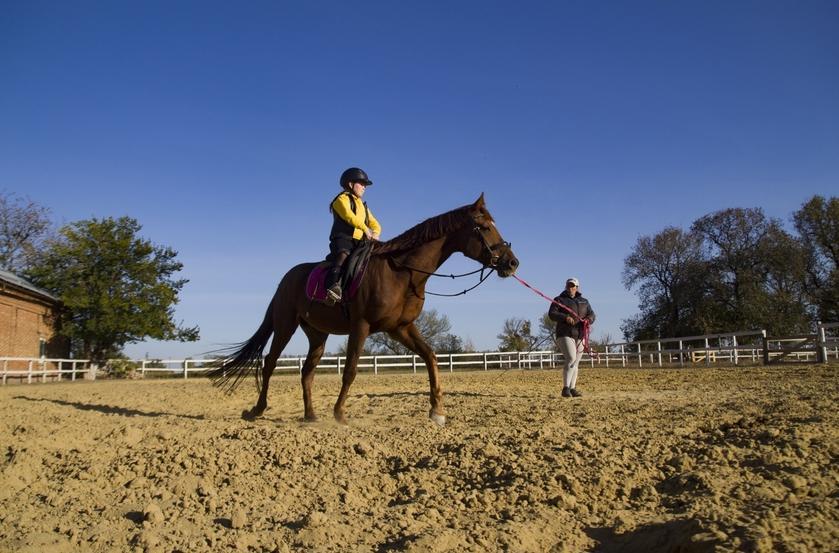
left=325, top=250, right=349, bottom=301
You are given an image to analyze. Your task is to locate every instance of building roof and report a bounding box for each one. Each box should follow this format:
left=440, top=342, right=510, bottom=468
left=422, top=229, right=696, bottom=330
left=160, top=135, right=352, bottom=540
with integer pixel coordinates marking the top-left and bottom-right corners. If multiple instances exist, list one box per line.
left=0, top=269, right=58, bottom=302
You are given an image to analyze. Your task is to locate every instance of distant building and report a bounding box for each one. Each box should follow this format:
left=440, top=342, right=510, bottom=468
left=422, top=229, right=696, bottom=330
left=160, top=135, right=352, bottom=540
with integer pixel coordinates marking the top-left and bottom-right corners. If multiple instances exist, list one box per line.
left=0, top=269, right=69, bottom=359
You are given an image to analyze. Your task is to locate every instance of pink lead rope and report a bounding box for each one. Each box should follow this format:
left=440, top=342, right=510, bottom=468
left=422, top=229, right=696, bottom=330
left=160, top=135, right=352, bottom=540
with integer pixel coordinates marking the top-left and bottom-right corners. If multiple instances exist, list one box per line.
left=512, top=274, right=594, bottom=355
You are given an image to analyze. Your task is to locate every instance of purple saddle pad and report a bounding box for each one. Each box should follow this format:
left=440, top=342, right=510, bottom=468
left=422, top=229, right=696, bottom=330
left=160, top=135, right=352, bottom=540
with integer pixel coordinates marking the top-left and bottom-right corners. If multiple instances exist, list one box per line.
left=305, top=262, right=367, bottom=303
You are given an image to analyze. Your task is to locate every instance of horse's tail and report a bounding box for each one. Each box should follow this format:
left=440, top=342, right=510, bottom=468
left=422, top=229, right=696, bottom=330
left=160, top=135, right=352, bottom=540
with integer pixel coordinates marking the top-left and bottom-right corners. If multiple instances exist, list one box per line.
left=205, top=300, right=274, bottom=393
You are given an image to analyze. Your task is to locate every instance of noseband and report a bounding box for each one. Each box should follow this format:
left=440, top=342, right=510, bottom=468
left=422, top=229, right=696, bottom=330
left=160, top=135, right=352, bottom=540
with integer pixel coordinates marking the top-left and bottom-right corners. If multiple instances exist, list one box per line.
left=474, top=225, right=511, bottom=268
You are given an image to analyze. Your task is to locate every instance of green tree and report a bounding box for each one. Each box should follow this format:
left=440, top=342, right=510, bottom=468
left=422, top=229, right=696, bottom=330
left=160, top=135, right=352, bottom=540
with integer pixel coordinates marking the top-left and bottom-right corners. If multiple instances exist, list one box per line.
left=793, top=195, right=839, bottom=322
left=690, top=207, right=800, bottom=333
left=25, top=216, right=199, bottom=363
left=0, top=191, right=53, bottom=273
left=757, top=224, right=811, bottom=334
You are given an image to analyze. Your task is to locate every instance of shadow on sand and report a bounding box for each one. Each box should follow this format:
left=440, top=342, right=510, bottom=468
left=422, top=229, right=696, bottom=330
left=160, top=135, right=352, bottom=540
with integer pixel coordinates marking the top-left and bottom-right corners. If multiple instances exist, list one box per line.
left=13, top=396, right=207, bottom=420
left=585, top=518, right=720, bottom=553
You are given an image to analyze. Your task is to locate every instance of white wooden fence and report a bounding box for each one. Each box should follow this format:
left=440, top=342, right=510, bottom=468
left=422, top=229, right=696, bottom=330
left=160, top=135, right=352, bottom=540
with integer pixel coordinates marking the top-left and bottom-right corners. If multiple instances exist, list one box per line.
left=0, top=357, right=92, bottom=384
left=3, top=323, right=836, bottom=385
left=128, top=350, right=557, bottom=379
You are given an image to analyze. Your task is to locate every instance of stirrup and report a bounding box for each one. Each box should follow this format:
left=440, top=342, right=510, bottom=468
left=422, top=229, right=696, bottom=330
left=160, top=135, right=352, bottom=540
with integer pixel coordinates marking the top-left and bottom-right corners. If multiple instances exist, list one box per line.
left=326, top=286, right=342, bottom=304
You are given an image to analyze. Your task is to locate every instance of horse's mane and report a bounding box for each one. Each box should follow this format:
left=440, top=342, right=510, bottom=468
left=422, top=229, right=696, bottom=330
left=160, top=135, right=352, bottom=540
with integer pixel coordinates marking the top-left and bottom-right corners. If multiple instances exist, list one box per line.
left=373, top=203, right=479, bottom=256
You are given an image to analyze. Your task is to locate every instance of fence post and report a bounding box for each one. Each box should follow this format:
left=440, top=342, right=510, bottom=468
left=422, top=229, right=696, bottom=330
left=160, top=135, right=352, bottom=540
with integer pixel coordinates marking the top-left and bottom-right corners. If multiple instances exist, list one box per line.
left=483, top=353, right=488, bottom=371
left=761, top=330, right=769, bottom=365
left=411, top=355, right=417, bottom=374
left=637, top=343, right=642, bottom=367
left=704, top=338, right=711, bottom=366
left=657, top=341, right=662, bottom=367
left=817, top=322, right=827, bottom=363
left=298, top=357, right=304, bottom=374
left=337, top=355, right=342, bottom=375
left=373, top=356, right=378, bottom=375
left=183, top=360, right=189, bottom=380
left=677, top=340, right=683, bottom=367
left=733, top=335, right=739, bottom=365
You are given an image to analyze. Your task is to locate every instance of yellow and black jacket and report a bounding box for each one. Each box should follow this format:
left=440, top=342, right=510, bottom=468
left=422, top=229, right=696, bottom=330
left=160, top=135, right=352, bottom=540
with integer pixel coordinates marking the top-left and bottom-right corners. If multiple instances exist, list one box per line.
left=329, top=191, right=381, bottom=242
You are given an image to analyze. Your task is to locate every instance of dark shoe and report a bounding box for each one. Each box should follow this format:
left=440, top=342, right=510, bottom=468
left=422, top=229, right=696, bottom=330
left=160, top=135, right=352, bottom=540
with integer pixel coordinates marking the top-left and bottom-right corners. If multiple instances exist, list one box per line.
left=569, top=388, right=583, bottom=397
left=326, top=284, right=342, bottom=304
left=561, top=387, right=571, bottom=398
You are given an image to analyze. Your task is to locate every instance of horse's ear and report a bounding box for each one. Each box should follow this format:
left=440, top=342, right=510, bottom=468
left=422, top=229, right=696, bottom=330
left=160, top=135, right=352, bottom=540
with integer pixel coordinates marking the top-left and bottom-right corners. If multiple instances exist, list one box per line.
left=472, top=193, right=486, bottom=209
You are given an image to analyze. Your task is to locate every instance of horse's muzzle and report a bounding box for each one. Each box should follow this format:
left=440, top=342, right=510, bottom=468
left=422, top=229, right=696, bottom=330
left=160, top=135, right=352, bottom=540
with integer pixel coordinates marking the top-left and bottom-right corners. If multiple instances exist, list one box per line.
left=496, top=254, right=519, bottom=277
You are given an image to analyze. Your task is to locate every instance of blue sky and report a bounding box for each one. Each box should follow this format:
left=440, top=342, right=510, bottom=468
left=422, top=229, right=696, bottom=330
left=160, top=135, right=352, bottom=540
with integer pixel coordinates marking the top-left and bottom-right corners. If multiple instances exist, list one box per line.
left=2, top=1, right=837, bottom=358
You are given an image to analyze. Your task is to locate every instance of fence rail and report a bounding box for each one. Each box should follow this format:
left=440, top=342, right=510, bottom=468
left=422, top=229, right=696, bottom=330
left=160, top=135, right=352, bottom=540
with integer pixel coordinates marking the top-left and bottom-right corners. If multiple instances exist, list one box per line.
left=3, top=323, right=836, bottom=385
left=0, top=358, right=92, bottom=384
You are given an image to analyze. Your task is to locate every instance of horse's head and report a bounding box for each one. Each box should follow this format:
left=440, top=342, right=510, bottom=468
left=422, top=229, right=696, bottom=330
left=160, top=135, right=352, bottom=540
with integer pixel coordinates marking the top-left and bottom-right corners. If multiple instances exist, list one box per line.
left=460, top=193, right=519, bottom=277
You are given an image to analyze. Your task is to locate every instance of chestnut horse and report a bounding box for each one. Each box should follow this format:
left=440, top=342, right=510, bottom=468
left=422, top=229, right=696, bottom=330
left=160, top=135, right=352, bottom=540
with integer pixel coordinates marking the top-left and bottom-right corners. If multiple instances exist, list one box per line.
left=207, top=194, right=518, bottom=426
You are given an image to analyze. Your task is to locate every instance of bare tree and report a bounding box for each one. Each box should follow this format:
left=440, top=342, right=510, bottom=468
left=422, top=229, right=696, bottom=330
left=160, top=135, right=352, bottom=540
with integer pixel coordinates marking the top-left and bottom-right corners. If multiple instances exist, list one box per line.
left=497, top=318, right=545, bottom=352
left=537, top=312, right=559, bottom=351
left=622, top=226, right=708, bottom=339
left=0, top=191, right=53, bottom=273
left=366, top=309, right=465, bottom=354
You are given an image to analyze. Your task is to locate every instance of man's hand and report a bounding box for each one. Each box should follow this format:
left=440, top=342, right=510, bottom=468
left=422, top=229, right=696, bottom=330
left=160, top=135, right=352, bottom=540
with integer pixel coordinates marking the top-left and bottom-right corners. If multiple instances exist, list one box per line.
left=365, top=229, right=374, bottom=240
left=565, top=316, right=575, bottom=325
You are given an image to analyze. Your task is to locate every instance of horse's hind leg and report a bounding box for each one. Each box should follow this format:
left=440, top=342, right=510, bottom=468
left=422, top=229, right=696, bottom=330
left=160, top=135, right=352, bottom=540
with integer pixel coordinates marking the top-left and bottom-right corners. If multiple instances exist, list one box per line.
left=244, top=317, right=298, bottom=420
left=389, top=323, right=446, bottom=426
left=300, top=322, right=328, bottom=422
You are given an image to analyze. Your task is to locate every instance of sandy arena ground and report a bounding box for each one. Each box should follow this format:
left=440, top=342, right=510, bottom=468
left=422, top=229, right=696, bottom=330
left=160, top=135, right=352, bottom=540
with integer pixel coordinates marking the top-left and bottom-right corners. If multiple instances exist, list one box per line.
left=0, top=364, right=837, bottom=552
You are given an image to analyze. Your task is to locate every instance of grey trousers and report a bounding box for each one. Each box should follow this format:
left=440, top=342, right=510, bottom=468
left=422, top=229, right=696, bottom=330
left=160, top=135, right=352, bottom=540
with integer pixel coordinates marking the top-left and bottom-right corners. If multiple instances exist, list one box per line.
left=557, top=336, right=584, bottom=388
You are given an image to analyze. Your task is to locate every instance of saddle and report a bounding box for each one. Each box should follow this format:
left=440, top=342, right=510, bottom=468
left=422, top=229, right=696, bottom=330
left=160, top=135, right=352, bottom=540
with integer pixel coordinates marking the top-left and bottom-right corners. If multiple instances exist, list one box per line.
left=305, top=241, right=374, bottom=304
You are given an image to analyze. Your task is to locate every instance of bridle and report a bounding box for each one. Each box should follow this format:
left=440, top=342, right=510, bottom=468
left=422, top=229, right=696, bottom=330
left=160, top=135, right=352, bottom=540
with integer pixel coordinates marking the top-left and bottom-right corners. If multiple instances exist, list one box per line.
left=388, top=222, right=513, bottom=298
left=473, top=224, right=511, bottom=269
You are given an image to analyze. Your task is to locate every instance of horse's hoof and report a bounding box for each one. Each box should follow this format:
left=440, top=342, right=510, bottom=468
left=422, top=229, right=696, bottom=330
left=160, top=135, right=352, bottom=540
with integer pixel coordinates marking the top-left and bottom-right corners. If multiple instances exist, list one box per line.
left=242, top=409, right=261, bottom=421
left=429, top=412, right=446, bottom=427
left=304, top=414, right=318, bottom=423
left=333, top=412, right=348, bottom=425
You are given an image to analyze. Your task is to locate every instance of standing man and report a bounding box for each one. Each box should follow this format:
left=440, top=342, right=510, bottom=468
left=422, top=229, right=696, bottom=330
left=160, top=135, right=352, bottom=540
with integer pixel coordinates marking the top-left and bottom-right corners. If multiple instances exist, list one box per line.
left=548, top=277, right=596, bottom=397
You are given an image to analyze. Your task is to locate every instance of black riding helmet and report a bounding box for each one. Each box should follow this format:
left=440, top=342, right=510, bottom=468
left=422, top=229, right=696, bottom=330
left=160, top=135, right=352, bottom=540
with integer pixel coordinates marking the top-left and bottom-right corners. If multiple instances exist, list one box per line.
left=339, top=167, right=373, bottom=189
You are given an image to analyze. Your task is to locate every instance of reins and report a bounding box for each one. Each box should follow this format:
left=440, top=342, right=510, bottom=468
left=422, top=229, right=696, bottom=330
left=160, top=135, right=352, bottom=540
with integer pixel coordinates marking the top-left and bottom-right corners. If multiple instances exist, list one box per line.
left=512, top=274, right=596, bottom=356
left=385, top=224, right=507, bottom=298
left=389, top=257, right=496, bottom=297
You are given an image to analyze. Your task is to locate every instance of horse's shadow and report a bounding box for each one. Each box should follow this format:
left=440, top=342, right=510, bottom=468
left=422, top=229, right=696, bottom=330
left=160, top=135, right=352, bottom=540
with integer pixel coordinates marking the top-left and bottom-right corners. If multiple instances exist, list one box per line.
left=359, top=390, right=541, bottom=400
left=360, top=390, right=481, bottom=399
left=12, top=396, right=206, bottom=420
left=585, top=518, right=721, bottom=552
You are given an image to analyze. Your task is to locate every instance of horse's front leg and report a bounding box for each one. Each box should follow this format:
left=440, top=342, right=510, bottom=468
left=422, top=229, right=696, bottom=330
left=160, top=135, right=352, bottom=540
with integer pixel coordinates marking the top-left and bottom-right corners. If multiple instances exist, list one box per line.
left=333, top=320, right=370, bottom=424
left=389, top=323, right=445, bottom=426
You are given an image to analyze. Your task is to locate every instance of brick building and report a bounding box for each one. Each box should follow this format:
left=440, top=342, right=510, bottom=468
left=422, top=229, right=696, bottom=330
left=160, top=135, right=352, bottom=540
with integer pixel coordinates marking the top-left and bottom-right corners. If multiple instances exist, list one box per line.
left=0, top=269, right=68, bottom=359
